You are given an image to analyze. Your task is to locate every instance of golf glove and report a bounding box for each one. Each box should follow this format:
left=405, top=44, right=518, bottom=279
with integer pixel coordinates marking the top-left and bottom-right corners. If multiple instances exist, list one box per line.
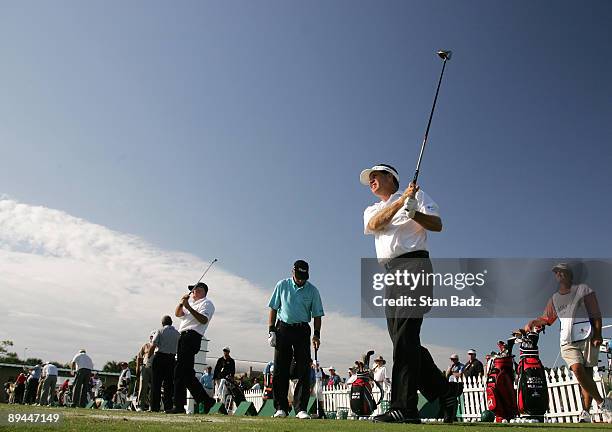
left=404, top=197, right=418, bottom=218
left=268, top=331, right=276, bottom=347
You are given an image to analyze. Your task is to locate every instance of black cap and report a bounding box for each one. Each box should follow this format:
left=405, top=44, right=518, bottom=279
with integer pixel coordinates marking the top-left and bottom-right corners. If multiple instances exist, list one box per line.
left=293, top=260, right=309, bottom=280
left=188, top=282, right=208, bottom=293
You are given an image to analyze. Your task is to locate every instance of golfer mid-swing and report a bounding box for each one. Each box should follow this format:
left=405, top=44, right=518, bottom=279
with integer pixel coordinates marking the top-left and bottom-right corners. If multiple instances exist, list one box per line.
left=361, top=163, right=462, bottom=423
left=267, top=260, right=324, bottom=419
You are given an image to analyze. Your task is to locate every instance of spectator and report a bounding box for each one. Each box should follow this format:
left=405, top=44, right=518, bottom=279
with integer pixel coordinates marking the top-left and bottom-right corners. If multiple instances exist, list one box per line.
left=372, top=356, right=390, bottom=390
left=3, top=380, right=13, bottom=404
left=250, top=377, right=262, bottom=391
left=23, top=364, right=42, bottom=404
left=113, top=362, right=131, bottom=407
left=462, top=350, right=484, bottom=379
left=213, top=347, right=235, bottom=395
left=91, top=372, right=103, bottom=398
left=14, top=371, right=27, bottom=404
left=71, top=349, right=94, bottom=408
left=327, top=367, right=341, bottom=386
left=118, top=362, right=131, bottom=390
left=346, top=368, right=357, bottom=385
left=445, top=354, right=464, bottom=381
left=58, top=379, right=70, bottom=406
left=149, top=315, right=180, bottom=413
left=135, top=332, right=155, bottom=411
left=39, top=362, right=58, bottom=406
left=199, top=366, right=214, bottom=398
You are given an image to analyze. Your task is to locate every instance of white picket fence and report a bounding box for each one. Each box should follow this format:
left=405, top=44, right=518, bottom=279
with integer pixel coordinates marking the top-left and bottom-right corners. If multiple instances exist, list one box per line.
left=244, top=367, right=608, bottom=423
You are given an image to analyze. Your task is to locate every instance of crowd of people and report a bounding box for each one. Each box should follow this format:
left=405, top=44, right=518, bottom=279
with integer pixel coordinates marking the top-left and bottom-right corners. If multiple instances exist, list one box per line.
left=3, top=350, right=113, bottom=407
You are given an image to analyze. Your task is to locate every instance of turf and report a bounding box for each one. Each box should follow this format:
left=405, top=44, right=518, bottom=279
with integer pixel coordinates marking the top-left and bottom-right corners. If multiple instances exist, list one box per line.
left=1, top=404, right=611, bottom=432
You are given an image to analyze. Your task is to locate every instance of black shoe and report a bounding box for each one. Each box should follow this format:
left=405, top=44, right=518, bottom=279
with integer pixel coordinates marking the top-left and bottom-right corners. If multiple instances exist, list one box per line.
left=199, top=397, right=215, bottom=414
left=373, top=409, right=421, bottom=424
left=165, top=408, right=186, bottom=414
left=443, top=382, right=464, bottom=423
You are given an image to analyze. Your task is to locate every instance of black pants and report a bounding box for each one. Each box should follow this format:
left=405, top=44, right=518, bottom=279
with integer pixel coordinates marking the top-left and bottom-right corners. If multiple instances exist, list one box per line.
left=23, top=379, right=39, bottom=404
left=384, top=253, right=448, bottom=415
left=15, top=383, right=25, bottom=404
left=173, top=330, right=213, bottom=410
left=72, top=369, right=91, bottom=408
left=151, top=352, right=175, bottom=412
left=387, top=317, right=448, bottom=414
left=272, top=322, right=311, bottom=413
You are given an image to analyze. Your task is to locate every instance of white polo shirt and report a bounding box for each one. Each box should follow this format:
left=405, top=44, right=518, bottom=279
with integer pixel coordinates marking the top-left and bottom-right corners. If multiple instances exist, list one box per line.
left=43, top=364, right=58, bottom=377
left=363, top=190, right=440, bottom=260
left=71, top=352, right=94, bottom=370
left=178, top=296, right=215, bottom=336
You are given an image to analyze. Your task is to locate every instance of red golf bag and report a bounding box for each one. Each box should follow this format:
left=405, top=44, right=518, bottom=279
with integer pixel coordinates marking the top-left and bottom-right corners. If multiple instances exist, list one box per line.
left=516, top=331, right=548, bottom=418
left=486, top=356, right=518, bottom=421
left=350, top=373, right=383, bottom=416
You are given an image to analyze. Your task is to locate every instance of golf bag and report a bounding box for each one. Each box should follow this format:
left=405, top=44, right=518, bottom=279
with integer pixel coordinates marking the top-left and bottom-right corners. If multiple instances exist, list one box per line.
left=262, top=373, right=273, bottom=400
left=485, top=355, right=518, bottom=421
left=350, top=373, right=383, bottom=416
left=350, top=350, right=383, bottom=416
left=516, top=330, right=548, bottom=417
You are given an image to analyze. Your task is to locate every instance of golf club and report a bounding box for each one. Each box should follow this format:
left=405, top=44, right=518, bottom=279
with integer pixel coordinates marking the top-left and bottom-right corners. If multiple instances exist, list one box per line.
left=188, top=258, right=218, bottom=292
left=314, top=347, right=321, bottom=419
left=409, top=49, right=452, bottom=197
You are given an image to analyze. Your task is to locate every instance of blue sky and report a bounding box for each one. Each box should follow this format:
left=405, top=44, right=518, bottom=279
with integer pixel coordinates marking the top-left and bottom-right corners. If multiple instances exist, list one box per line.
left=1, top=1, right=611, bottom=367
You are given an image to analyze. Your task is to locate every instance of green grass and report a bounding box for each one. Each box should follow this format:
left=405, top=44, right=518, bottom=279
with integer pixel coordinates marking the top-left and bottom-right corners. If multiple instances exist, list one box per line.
left=1, top=404, right=611, bottom=432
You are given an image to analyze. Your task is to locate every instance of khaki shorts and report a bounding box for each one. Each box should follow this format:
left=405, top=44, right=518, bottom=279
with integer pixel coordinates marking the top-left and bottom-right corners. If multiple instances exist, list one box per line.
left=561, top=338, right=598, bottom=368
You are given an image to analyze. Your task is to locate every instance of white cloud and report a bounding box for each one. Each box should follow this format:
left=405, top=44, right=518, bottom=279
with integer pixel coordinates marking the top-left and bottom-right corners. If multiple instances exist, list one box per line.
left=0, top=196, right=457, bottom=373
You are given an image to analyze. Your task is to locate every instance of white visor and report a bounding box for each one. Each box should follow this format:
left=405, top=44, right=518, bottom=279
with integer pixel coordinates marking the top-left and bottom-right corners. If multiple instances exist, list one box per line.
left=359, top=164, right=400, bottom=186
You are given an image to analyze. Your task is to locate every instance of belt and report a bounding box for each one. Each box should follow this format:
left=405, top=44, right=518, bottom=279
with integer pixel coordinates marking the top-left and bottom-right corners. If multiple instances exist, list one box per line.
left=278, top=321, right=308, bottom=327
left=384, top=250, right=430, bottom=271
left=181, top=329, right=202, bottom=337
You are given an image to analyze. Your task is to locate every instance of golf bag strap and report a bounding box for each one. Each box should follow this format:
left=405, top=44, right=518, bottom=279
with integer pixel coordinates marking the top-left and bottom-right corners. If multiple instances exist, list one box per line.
left=373, top=380, right=384, bottom=406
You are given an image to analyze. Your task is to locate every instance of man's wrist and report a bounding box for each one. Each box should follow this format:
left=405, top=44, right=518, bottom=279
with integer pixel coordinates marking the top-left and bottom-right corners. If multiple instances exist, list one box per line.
left=313, top=329, right=320, bottom=338
left=269, top=325, right=276, bottom=333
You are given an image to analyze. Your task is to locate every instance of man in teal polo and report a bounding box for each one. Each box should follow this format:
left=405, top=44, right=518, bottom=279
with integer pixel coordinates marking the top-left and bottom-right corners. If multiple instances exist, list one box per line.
left=268, top=260, right=324, bottom=419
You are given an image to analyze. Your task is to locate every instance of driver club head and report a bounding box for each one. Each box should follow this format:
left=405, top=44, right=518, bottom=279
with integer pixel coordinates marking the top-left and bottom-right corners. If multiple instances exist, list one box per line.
left=437, top=50, right=452, bottom=61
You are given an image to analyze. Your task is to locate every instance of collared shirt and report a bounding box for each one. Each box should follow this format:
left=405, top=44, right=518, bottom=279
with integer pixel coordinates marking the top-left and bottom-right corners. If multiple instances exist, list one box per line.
left=42, top=364, right=58, bottom=377
left=213, top=356, right=235, bottom=380
left=200, top=372, right=214, bottom=389
left=29, top=365, right=42, bottom=380
left=72, top=352, right=94, bottom=371
left=178, top=297, right=215, bottom=336
left=363, top=190, right=439, bottom=260
left=448, top=361, right=464, bottom=375
left=373, top=365, right=387, bottom=383
left=463, top=359, right=484, bottom=378
left=152, top=325, right=181, bottom=355
left=268, top=278, right=325, bottom=324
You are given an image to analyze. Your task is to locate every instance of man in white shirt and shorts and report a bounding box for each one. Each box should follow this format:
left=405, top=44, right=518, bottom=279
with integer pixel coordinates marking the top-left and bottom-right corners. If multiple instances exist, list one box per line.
left=526, top=262, right=612, bottom=423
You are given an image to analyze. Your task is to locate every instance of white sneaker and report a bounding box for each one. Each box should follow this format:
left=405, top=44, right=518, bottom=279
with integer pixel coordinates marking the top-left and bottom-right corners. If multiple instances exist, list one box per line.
left=599, top=398, right=612, bottom=423
left=296, top=410, right=311, bottom=419
left=578, top=410, right=591, bottom=423
left=273, top=410, right=287, bottom=418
